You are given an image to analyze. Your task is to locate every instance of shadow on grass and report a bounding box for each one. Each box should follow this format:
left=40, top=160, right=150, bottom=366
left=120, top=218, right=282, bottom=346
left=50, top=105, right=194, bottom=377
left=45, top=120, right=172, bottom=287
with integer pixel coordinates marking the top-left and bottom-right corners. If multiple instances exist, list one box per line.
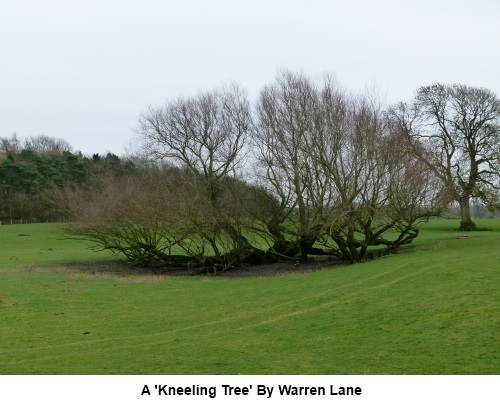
left=58, top=256, right=352, bottom=279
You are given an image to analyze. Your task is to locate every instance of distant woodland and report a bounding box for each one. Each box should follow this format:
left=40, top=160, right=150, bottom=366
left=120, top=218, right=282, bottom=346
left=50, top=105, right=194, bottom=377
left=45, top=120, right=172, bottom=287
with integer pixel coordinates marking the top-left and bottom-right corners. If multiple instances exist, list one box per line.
left=0, top=134, right=136, bottom=223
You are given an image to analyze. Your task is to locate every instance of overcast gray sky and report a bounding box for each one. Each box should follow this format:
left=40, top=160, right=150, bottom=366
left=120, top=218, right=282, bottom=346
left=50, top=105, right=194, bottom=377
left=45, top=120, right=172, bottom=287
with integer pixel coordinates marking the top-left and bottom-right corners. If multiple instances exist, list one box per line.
left=1, top=0, right=499, bottom=155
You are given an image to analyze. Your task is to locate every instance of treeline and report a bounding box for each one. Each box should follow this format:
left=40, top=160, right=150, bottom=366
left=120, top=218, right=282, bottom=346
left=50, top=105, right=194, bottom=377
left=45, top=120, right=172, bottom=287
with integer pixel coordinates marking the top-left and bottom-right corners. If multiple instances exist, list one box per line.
left=0, top=134, right=135, bottom=223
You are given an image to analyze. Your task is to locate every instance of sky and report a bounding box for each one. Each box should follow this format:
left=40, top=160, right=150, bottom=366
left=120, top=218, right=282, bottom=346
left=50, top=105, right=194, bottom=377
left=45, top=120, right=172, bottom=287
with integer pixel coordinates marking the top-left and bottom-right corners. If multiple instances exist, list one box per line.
left=1, top=0, right=499, bottom=156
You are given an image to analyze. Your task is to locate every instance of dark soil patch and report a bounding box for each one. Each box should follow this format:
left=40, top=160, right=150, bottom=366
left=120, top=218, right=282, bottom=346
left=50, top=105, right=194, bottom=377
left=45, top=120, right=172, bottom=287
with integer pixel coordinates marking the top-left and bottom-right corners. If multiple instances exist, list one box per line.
left=65, top=256, right=347, bottom=278
left=215, top=256, right=347, bottom=278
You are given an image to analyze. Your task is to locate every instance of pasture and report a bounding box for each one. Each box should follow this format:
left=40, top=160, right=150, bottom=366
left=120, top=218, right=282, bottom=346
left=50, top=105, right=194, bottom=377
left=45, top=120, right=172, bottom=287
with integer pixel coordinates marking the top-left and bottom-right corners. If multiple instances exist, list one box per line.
left=0, top=220, right=499, bottom=374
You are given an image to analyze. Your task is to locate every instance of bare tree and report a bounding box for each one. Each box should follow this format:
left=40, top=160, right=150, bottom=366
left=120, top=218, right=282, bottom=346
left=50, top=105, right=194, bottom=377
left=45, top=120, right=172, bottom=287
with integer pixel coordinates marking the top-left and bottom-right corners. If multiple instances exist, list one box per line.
left=389, top=84, right=500, bottom=230
left=254, top=70, right=443, bottom=262
left=24, top=135, right=72, bottom=154
left=0, top=133, right=22, bottom=158
left=137, top=83, right=258, bottom=269
left=71, top=74, right=448, bottom=271
left=253, top=70, right=332, bottom=260
left=315, top=91, right=389, bottom=260
left=138, top=83, right=250, bottom=203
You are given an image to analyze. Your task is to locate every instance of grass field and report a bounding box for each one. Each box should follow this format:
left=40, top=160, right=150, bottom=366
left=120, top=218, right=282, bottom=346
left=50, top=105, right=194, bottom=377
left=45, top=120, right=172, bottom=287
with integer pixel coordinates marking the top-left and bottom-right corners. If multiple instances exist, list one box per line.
left=0, top=220, right=499, bottom=374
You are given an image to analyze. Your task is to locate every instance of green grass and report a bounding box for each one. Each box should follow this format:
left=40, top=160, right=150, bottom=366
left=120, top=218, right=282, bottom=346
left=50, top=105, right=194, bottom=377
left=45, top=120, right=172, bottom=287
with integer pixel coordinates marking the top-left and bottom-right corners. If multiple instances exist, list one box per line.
left=0, top=223, right=114, bottom=268
left=0, top=220, right=499, bottom=374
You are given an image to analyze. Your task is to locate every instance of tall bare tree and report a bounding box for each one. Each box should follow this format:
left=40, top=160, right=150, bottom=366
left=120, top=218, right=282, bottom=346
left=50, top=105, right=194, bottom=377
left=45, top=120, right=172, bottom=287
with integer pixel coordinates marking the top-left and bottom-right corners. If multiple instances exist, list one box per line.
left=253, top=70, right=333, bottom=259
left=254, top=70, right=444, bottom=262
left=137, top=83, right=256, bottom=268
left=138, top=83, right=251, bottom=202
left=389, top=84, right=500, bottom=230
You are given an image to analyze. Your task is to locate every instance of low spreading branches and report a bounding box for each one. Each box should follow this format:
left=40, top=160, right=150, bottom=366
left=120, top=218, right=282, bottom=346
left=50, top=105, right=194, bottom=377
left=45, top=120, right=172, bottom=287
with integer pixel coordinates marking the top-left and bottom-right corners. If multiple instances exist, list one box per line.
left=253, top=70, right=446, bottom=262
left=69, top=74, right=452, bottom=272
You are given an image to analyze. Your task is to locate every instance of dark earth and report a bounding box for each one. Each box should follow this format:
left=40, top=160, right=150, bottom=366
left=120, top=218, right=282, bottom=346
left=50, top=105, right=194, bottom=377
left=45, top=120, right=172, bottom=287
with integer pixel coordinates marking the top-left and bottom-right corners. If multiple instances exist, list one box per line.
left=66, top=256, right=348, bottom=278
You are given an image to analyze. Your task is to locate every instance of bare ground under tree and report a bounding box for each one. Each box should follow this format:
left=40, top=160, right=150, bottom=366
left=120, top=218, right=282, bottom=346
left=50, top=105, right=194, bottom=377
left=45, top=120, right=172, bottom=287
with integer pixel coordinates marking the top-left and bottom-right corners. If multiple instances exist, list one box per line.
left=60, top=255, right=351, bottom=278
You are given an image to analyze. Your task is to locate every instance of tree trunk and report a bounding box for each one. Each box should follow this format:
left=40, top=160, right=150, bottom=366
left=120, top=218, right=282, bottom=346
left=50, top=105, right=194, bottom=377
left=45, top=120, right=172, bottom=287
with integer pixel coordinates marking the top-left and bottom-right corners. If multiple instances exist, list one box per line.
left=459, top=195, right=477, bottom=231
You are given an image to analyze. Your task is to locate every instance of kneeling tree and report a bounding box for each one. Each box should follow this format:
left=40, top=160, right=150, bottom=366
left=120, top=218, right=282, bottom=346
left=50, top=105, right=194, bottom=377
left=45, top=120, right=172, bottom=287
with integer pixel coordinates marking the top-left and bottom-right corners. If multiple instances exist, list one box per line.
left=70, top=73, right=447, bottom=272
